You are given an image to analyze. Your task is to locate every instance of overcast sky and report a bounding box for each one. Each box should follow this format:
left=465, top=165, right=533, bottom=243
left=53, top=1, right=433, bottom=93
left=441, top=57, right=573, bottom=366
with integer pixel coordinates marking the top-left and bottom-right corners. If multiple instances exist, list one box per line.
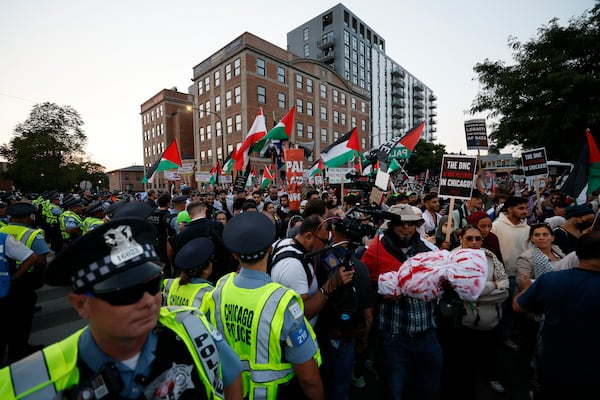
left=0, top=0, right=594, bottom=171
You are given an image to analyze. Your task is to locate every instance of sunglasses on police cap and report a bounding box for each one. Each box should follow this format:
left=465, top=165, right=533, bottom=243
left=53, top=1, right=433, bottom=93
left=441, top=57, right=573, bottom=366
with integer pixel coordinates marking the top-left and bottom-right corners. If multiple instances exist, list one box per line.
left=86, top=274, right=162, bottom=306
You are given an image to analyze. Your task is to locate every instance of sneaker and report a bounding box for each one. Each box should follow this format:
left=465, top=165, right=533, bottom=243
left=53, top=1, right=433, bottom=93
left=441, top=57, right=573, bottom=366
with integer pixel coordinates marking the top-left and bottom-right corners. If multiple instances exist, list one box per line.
left=489, top=380, right=505, bottom=393
left=352, top=375, right=366, bottom=389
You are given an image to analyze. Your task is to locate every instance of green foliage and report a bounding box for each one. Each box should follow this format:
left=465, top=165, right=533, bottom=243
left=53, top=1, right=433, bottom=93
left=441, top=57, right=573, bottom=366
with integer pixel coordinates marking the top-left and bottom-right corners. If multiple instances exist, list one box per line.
left=470, top=4, right=600, bottom=163
left=0, top=102, right=106, bottom=192
left=405, top=140, right=446, bottom=175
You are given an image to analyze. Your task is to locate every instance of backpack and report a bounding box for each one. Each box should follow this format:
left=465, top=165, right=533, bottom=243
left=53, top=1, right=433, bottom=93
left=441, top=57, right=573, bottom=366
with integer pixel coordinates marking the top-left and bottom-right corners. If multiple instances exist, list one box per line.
left=268, top=240, right=314, bottom=286
left=436, top=285, right=466, bottom=331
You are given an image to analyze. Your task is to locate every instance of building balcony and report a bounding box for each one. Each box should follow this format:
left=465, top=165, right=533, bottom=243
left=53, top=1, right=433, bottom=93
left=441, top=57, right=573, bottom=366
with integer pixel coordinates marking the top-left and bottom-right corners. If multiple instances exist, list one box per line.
left=429, top=118, right=437, bottom=125
left=430, top=102, right=437, bottom=109
left=430, top=110, right=437, bottom=117
left=414, top=101, right=424, bottom=110
left=318, top=50, right=335, bottom=63
left=391, top=67, right=405, bottom=78
left=391, top=98, right=405, bottom=108
left=391, top=87, right=404, bottom=97
left=413, top=84, right=424, bottom=92
left=414, top=111, right=425, bottom=119
left=413, top=92, right=424, bottom=101
left=391, top=119, right=405, bottom=130
left=391, top=109, right=405, bottom=119
left=429, top=94, right=437, bottom=101
left=317, top=37, right=335, bottom=49
left=429, top=126, right=437, bottom=133
left=391, top=77, right=405, bottom=89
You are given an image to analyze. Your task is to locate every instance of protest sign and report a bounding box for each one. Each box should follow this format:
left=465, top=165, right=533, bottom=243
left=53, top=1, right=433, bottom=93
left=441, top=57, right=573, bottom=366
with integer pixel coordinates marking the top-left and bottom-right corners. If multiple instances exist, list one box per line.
left=521, top=148, right=549, bottom=177
left=438, top=155, right=478, bottom=200
left=285, top=149, right=304, bottom=210
left=464, top=119, right=489, bottom=150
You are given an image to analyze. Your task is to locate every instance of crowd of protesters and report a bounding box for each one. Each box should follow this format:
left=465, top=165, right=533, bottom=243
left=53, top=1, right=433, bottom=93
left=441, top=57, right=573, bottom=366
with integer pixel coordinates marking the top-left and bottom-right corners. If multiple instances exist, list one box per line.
left=0, top=176, right=598, bottom=400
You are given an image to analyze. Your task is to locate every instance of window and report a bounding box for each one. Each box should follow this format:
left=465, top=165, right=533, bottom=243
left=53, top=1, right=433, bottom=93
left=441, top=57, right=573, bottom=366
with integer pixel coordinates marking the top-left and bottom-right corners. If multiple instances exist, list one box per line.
left=225, top=64, right=232, bottom=81
left=361, top=101, right=366, bottom=112
left=205, top=100, right=211, bottom=114
left=228, top=144, right=234, bottom=153
left=334, top=131, right=339, bottom=140
left=351, top=97, right=356, bottom=110
left=304, top=44, right=309, bottom=57
left=277, top=66, right=285, bottom=83
left=201, top=151, right=206, bottom=163
left=303, top=27, right=309, bottom=41
left=341, top=93, right=346, bottom=105
left=307, top=125, right=313, bottom=139
left=361, top=120, right=366, bottom=131
left=257, top=58, right=265, bottom=76
left=215, top=95, right=221, bottom=112
left=217, top=147, right=222, bottom=160
left=297, top=122, right=304, bottom=138
left=225, top=90, right=232, bottom=107
left=296, top=74, right=303, bottom=89
left=198, top=103, right=204, bottom=118
left=320, top=84, right=327, bottom=99
left=207, top=149, right=212, bottom=163
left=333, top=89, right=339, bottom=103
left=226, top=117, right=233, bottom=134
left=341, top=113, right=346, bottom=126
left=257, top=86, right=266, bottom=103
left=296, top=98, right=303, bottom=113
left=198, top=82, right=203, bottom=96
left=234, top=86, right=241, bottom=103
left=361, top=138, right=366, bottom=150
left=216, top=121, right=222, bottom=137
left=235, top=114, right=242, bottom=131
left=199, top=127, right=205, bottom=141
left=320, top=106, right=327, bottom=120
left=321, top=128, right=327, bottom=142
left=307, top=78, right=313, bottom=93
left=204, top=76, right=210, bottom=92
left=214, top=70, right=220, bottom=87
left=307, top=101, right=313, bottom=116
left=278, top=92, right=286, bottom=109
left=333, top=110, right=339, bottom=123
left=234, top=58, right=241, bottom=76
left=206, top=125, right=212, bottom=140
left=351, top=116, right=357, bottom=127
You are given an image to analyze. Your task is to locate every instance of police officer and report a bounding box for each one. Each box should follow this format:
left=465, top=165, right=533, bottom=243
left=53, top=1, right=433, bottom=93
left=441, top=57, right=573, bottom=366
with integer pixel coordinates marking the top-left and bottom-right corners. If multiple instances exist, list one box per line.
left=203, top=212, right=324, bottom=400
left=0, top=217, right=243, bottom=399
left=43, top=191, right=63, bottom=251
left=81, top=200, right=105, bottom=234
left=59, top=194, right=84, bottom=245
left=162, top=237, right=214, bottom=308
left=170, top=195, right=188, bottom=232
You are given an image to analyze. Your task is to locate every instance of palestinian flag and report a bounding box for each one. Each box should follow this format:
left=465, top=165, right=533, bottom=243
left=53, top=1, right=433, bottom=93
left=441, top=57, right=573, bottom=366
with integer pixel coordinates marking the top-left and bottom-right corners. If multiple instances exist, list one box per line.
left=246, top=167, right=256, bottom=189
left=261, top=165, right=275, bottom=189
left=235, top=108, right=267, bottom=171
left=254, top=106, right=296, bottom=153
left=376, top=121, right=425, bottom=164
left=320, top=127, right=361, bottom=168
left=223, top=149, right=236, bottom=174
left=209, top=163, right=221, bottom=185
left=142, top=140, right=182, bottom=183
left=561, top=129, right=600, bottom=203
left=388, top=158, right=402, bottom=173
left=309, top=159, right=323, bottom=177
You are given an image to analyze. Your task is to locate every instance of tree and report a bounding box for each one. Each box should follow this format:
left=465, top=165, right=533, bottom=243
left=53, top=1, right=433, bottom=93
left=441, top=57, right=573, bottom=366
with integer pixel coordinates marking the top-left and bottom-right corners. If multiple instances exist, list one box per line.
left=0, top=102, right=91, bottom=192
left=469, top=4, right=600, bottom=163
left=405, top=140, right=446, bottom=176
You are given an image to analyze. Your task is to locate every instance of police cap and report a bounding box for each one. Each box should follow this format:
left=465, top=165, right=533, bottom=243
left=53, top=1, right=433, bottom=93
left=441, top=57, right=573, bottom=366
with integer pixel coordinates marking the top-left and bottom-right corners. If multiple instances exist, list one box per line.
left=85, top=200, right=105, bottom=216
left=172, top=195, right=188, bottom=204
left=62, top=195, right=83, bottom=209
left=48, top=192, right=61, bottom=201
left=45, top=217, right=160, bottom=293
left=174, top=238, right=214, bottom=272
left=111, top=202, right=153, bottom=220
left=6, top=202, right=36, bottom=218
left=223, top=212, right=275, bottom=263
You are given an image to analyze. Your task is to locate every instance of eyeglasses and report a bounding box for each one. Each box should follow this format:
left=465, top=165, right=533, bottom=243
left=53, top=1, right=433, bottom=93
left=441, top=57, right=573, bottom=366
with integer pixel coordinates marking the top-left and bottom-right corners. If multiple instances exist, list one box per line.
left=463, top=236, right=483, bottom=241
left=86, top=274, right=162, bottom=306
left=313, top=233, right=329, bottom=245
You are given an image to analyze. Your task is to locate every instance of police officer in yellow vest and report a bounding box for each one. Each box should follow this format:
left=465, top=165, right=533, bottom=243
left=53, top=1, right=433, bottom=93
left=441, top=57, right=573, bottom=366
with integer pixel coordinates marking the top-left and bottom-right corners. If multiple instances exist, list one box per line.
left=203, top=212, right=324, bottom=400
left=0, top=217, right=243, bottom=400
left=81, top=200, right=105, bottom=234
left=0, top=202, right=50, bottom=364
left=59, top=194, right=84, bottom=245
left=162, top=237, right=215, bottom=308
left=43, top=192, right=63, bottom=252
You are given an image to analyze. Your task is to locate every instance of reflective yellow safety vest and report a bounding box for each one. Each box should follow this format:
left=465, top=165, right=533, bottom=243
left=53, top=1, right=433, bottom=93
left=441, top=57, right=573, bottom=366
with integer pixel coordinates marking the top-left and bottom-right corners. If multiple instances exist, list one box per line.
left=0, top=307, right=225, bottom=400
left=81, top=217, right=104, bottom=235
left=59, top=211, right=82, bottom=240
left=43, top=202, right=59, bottom=226
left=162, top=277, right=213, bottom=309
left=0, top=224, right=44, bottom=269
left=207, top=273, right=321, bottom=400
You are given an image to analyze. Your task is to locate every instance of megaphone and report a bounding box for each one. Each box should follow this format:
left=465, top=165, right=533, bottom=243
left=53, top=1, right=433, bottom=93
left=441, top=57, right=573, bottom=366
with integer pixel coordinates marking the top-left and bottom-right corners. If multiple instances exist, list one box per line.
left=296, top=141, right=315, bottom=157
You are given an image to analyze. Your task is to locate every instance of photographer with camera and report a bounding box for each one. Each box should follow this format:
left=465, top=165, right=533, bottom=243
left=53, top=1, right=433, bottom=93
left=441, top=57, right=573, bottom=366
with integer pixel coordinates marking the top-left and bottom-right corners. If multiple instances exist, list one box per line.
left=316, top=217, right=375, bottom=399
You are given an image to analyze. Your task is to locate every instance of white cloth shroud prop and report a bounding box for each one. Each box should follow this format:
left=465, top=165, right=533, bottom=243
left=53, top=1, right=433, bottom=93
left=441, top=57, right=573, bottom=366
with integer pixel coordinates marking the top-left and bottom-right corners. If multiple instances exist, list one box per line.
left=377, top=249, right=488, bottom=301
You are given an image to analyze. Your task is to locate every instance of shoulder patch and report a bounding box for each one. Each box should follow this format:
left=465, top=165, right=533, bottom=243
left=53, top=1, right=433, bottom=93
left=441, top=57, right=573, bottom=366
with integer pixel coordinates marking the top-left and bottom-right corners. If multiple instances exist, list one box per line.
left=287, top=301, right=303, bottom=320
left=287, top=320, right=310, bottom=347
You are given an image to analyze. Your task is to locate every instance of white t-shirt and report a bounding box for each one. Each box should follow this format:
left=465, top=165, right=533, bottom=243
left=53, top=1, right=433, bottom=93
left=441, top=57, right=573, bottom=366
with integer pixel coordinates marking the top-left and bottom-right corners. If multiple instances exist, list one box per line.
left=270, top=238, right=319, bottom=327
